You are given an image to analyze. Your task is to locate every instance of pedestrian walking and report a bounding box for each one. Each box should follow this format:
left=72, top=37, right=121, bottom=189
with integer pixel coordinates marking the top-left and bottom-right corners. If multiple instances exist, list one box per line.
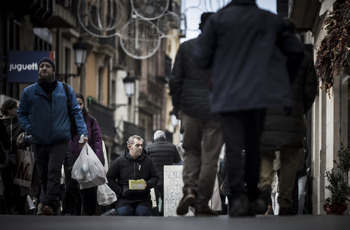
left=194, top=0, right=305, bottom=217
left=0, top=119, right=9, bottom=214
left=0, top=98, right=27, bottom=214
left=169, top=12, right=224, bottom=216
left=145, top=130, right=181, bottom=215
left=62, top=93, right=103, bottom=216
left=259, top=18, right=318, bottom=216
left=17, top=57, right=88, bottom=215
left=106, top=135, right=159, bottom=216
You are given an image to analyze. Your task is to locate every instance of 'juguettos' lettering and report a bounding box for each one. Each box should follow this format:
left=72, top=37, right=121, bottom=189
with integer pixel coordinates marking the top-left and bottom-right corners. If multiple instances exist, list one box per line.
left=9, top=63, right=38, bottom=72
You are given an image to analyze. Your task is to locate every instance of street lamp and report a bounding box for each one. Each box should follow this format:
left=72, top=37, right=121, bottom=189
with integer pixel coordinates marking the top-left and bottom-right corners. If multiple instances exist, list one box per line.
left=73, top=38, right=88, bottom=77
left=123, top=73, right=136, bottom=105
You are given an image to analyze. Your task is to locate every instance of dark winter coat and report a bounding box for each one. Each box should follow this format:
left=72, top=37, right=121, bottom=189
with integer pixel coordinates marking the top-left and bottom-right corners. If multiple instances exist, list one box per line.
left=145, top=137, right=181, bottom=186
left=69, top=115, right=103, bottom=164
left=194, top=0, right=305, bottom=113
left=261, top=52, right=318, bottom=149
left=1, top=116, right=24, bottom=163
left=169, top=38, right=214, bottom=119
left=106, top=148, right=159, bottom=208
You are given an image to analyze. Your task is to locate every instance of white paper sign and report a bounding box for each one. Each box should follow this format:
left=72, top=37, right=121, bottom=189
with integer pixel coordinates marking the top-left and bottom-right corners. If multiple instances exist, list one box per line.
left=163, top=165, right=194, bottom=217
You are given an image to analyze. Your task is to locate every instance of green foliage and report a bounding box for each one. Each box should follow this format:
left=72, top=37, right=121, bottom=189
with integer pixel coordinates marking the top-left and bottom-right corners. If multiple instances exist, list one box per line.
left=325, top=143, right=350, bottom=204
left=315, top=0, right=350, bottom=94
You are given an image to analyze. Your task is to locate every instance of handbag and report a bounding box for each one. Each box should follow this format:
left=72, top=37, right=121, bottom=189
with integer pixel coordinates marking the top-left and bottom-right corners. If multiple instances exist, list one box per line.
left=97, top=183, right=117, bottom=206
left=72, top=143, right=107, bottom=189
left=13, top=147, right=35, bottom=188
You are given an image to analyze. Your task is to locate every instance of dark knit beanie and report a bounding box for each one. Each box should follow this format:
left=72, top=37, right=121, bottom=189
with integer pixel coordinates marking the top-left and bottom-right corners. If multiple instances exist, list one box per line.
left=38, top=57, right=56, bottom=71
left=199, top=12, right=214, bottom=31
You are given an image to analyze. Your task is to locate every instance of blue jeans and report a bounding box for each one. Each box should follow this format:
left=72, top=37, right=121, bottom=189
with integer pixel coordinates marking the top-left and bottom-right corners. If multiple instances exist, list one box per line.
left=117, top=204, right=151, bottom=216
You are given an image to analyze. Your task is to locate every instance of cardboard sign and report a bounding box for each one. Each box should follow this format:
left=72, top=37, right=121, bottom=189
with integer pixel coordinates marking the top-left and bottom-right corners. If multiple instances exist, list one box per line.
left=163, top=165, right=194, bottom=216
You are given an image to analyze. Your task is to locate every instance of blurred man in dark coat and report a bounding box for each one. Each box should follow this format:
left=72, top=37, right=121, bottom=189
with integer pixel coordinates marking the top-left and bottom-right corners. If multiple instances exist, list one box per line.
left=259, top=18, right=318, bottom=216
left=170, top=12, right=224, bottom=216
left=194, top=0, right=305, bottom=217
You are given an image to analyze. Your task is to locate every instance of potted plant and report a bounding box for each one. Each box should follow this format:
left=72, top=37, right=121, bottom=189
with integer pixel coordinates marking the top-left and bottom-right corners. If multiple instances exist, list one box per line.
left=315, top=0, right=350, bottom=97
left=324, top=143, right=350, bottom=215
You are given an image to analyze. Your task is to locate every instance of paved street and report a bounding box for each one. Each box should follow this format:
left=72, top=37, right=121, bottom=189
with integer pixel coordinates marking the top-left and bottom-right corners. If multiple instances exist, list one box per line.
left=2, top=214, right=350, bottom=230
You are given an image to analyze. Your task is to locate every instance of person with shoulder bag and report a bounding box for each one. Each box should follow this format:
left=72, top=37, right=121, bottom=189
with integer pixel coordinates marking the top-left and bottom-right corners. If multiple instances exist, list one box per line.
left=17, top=57, right=88, bottom=216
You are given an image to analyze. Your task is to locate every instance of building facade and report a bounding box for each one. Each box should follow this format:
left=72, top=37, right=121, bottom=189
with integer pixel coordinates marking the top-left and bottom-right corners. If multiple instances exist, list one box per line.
left=0, top=0, right=182, bottom=165
left=286, top=0, right=349, bottom=214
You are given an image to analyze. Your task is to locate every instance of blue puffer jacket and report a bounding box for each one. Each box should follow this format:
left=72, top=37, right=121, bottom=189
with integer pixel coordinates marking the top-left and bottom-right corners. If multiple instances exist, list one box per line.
left=17, top=81, right=87, bottom=145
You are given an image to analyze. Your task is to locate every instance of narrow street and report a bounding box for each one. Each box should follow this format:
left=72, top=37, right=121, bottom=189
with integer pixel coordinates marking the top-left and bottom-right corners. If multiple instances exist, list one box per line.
left=2, top=214, right=350, bottom=230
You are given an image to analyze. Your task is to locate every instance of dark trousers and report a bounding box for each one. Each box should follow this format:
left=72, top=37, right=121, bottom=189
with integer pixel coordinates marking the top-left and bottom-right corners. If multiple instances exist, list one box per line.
left=1, top=161, right=25, bottom=214
left=63, top=166, right=97, bottom=216
left=34, top=141, right=68, bottom=212
left=154, top=184, right=163, bottom=215
left=62, top=167, right=81, bottom=215
left=220, top=109, right=265, bottom=201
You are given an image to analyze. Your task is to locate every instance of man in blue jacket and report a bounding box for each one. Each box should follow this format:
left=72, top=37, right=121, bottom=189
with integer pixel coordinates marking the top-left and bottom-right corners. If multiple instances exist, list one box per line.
left=17, top=57, right=88, bottom=215
left=194, top=0, right=305, bottom=217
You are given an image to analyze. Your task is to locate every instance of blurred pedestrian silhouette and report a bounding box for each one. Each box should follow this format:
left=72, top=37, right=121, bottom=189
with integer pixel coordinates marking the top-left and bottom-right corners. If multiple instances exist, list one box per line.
left=194, top=0, right=305, bottom=217
left=169, top=12, right=224, bottom=216
left=259, top=18, right=318, bottom=216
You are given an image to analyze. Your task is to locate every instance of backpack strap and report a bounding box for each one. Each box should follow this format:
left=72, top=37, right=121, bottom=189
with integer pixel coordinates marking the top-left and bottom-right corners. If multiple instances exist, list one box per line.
left=62, top=83, right=71, bottom=112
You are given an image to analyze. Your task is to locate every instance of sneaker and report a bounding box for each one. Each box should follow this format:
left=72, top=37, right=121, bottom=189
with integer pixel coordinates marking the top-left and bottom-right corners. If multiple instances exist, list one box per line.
left=195, top=205, right=218, bottom=217
left=42, top=205, right=54, bottom=216
left=176, top=189, right=196, bottom=216
left=100, top=209, right=118, bottom=216
left=37, top=203, right=43, bottom=216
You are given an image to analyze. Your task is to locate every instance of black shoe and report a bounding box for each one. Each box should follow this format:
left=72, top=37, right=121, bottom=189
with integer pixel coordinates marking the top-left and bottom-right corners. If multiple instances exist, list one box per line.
left=195, top=205, right=218, bottom=217
left=279, top=207, right=296, bottom=216
left=229, top=194, right=250, bottom=217
left=176, top=189, right=196, bottom=216
left=249, top=198, right=266, bottom=215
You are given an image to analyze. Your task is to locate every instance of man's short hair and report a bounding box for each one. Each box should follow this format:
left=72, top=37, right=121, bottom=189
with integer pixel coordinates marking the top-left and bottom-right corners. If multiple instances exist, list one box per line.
left=127, top=135, right=144, bottom=146
left=153, top=130, right=166, bottom=140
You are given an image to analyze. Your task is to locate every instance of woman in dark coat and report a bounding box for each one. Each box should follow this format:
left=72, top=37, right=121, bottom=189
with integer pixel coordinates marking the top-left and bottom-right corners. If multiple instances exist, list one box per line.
left=0, top=99, right=26, bottom=214
left=62, top=93, right=103, bottom=216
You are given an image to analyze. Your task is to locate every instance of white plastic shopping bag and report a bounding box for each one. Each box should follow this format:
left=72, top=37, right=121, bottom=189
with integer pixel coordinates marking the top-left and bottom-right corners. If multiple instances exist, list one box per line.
left=72, top=143, right=107, bottom=189
left=97, top=183, right=117, bottom=206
